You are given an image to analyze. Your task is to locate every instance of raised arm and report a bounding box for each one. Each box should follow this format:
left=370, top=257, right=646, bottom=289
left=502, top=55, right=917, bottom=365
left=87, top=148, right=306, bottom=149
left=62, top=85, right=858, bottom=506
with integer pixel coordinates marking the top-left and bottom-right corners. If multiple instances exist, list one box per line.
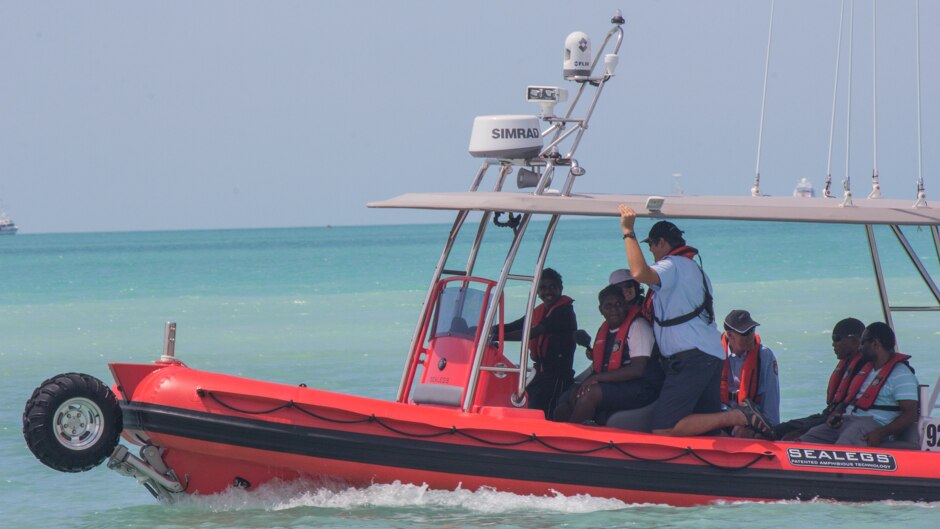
left=618, top=205, right=660, bottom=286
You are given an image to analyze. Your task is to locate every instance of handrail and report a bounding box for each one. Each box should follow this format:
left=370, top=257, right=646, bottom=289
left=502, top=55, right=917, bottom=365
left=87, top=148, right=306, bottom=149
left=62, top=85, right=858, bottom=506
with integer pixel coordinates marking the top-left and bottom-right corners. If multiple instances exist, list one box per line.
left=513, top=214, right=564, bottom=403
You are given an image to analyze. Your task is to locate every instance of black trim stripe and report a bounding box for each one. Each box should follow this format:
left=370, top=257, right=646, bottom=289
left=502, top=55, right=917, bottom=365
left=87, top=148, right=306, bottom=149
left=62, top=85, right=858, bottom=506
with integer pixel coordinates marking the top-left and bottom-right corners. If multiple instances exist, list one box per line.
left=122, top=402, right=940, bottom=502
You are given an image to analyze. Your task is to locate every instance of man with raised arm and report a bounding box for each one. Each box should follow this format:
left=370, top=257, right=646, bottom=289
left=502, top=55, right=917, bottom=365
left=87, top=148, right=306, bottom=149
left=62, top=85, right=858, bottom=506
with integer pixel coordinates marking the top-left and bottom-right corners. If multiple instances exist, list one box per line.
left=617, top=206, right=725, bottom=435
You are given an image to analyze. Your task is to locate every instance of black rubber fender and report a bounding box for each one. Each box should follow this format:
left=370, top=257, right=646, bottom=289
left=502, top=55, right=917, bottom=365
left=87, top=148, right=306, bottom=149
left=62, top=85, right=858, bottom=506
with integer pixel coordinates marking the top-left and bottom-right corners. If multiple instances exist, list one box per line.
left=23, top=372, right=123, bottom=473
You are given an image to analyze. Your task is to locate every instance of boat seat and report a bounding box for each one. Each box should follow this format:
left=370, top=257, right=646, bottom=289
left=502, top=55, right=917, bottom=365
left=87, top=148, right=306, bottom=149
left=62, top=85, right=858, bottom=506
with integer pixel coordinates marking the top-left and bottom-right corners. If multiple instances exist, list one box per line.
left=604, top=400, right=658, bottom=432
left=412, top=382, right=463, bottom=407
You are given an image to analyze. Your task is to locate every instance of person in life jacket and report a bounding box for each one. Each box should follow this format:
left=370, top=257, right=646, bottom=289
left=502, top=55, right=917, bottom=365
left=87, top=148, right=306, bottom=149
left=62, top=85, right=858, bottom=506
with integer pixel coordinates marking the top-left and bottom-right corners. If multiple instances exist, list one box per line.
left=650, top=309, right=781, bottom=439
left=800, top=322, right=919, bottom=447
left=503, top=268, right=578, bottom=419
left=569, top=268, right=647, bottom=366
left=555, top=282, right=664, bottom=424
left=719, top=310, right=780, bottom=431
left=608, top=267, right=645, bottom=309
left=572, top=268, right=647, bottom=345
left=618, top=207, right=725, bottom=435
left=773, top=317, right=866, bottom=440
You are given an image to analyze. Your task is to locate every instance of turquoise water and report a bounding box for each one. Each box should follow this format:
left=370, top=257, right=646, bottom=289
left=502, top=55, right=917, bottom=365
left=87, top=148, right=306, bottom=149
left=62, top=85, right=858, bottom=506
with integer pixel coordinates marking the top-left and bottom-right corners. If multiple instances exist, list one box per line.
left=2, top=219, right=939, bottom=528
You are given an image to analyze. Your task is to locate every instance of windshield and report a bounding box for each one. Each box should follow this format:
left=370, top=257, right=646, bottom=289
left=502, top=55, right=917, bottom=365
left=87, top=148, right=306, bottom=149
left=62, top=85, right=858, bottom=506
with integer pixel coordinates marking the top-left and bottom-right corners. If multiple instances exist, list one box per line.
left=432, top=284, right=489, bottom=339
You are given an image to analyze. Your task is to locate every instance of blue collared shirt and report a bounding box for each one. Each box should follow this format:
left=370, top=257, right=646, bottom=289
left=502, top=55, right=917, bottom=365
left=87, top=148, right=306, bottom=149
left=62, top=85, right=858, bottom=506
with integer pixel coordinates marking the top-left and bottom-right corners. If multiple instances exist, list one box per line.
left=649, top=255, right=724, bottom=359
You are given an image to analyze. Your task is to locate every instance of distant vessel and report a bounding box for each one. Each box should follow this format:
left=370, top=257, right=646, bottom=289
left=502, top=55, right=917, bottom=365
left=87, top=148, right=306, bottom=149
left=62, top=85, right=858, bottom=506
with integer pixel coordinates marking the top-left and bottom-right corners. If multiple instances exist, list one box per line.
left=0, top=211, right=17, bottom=235
left=793, top=177, right=815, bottom=197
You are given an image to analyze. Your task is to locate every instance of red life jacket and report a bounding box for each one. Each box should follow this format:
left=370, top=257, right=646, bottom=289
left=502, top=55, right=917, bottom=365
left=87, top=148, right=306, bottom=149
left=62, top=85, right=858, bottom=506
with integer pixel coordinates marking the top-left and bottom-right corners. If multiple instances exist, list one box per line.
left=591, top=306, right=642, bottom=374
left=719, top=333, right=762, bottom=405
left=641, top=245, right=713, bottom=326
left=529, top=295, right=574, bottom=361
left=842, top=353, right=913, bottom=411
left=826, top=354, right=865, bottom=405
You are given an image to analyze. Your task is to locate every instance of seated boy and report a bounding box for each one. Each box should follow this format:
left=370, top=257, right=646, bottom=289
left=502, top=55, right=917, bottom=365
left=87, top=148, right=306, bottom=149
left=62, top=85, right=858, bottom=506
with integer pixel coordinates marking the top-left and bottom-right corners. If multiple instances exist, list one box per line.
left=554, top=285, right=663, bottom=424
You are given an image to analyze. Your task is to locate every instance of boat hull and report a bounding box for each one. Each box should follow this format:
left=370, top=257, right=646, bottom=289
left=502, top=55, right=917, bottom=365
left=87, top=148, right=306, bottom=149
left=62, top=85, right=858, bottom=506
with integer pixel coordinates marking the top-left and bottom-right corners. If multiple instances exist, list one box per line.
left=113, top=363, right=940, bottom=505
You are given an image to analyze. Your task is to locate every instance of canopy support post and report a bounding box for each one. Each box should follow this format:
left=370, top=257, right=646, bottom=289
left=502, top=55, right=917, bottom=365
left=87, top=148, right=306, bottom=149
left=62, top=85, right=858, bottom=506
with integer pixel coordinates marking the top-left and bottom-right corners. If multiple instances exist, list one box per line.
left=890, top=225, right=940, bottom=305
left=865, top=224, right=894, bottom=329
left=397, top=161, right=498, bottom=402
left=462, top=213, right=535, bottom=411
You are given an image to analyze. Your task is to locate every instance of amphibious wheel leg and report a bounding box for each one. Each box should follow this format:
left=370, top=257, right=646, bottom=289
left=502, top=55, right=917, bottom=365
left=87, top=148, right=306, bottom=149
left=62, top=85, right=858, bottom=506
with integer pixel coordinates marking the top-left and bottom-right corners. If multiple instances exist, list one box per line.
left=108, top=444, right=185, bottom=502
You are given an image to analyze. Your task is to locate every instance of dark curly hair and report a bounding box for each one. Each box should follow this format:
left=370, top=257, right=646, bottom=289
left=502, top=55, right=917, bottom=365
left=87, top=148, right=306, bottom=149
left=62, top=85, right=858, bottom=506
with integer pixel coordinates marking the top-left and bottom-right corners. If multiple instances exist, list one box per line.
left=541, top=268, right=562, bottom=286
left=598, top=284, right=624, bottom=304
left=865, top=322, right=896, bottom=351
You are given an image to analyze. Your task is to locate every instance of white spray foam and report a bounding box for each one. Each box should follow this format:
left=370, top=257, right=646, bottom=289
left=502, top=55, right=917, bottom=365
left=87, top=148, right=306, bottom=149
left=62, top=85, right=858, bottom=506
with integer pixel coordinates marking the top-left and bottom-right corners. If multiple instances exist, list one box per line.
left=177, top=479, right=632, bottom=514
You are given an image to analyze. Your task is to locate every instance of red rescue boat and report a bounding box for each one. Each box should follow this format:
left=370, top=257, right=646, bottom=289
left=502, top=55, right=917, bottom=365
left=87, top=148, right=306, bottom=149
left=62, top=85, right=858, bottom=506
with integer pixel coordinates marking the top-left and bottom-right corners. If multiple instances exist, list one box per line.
left=102, top=357, right=938, bottom=505
left=22, top=11, right=940, bottom=505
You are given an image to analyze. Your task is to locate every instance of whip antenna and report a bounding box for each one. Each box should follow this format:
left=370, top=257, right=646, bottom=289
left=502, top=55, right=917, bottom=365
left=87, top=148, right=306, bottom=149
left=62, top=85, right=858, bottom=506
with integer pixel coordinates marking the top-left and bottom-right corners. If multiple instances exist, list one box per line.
left=752, top=0, right=775, bottom=197
left=842, top=0, right=855, bottom=206
left=824, top=0, right=846, bottom=198
left=869, top=0, right=882, bottom=199
left=914, top=0, right=928, bottom=207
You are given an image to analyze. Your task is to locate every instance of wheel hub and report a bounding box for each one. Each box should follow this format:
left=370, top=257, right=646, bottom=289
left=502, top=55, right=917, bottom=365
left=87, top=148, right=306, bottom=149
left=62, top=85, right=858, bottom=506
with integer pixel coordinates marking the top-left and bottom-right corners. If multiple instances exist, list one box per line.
left=54, top=397, right=104, bottom=450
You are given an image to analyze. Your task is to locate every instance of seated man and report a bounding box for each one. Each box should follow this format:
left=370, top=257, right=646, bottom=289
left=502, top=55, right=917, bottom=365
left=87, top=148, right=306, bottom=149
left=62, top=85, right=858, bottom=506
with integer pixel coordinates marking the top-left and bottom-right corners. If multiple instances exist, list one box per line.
left=649, top=310, right=781, bottom=438
left=800, top=322, right=919, bottom=447
left=720, top=310, right=780, bottom=434
left=773, top=317, right=866, bottom=440
left=554, top=285, right=664, bottom=424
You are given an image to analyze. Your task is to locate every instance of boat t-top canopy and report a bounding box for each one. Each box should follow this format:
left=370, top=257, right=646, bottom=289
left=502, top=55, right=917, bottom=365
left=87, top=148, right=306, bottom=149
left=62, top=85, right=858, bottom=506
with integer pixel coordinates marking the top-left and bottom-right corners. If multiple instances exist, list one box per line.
left=371, top=11, right=940, bottom=413
left=376, top=187, right=940, bottom=412
left=370, top=191, right=940, bottom=226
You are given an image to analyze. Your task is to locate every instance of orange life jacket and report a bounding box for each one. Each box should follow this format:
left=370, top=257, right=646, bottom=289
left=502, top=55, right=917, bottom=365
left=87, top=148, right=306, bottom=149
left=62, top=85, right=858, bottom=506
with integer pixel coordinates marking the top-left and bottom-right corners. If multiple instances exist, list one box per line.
left=591, top=306, right=642, bottom=374
left=826, top=353, right=865, bottom=406
left=719, top=333, right=762, bottom=405
left=529, top=295, right=574, bottom=361
left=842, top=353, right=913, bottom=411
left=641, top=245, right=714, bottom=326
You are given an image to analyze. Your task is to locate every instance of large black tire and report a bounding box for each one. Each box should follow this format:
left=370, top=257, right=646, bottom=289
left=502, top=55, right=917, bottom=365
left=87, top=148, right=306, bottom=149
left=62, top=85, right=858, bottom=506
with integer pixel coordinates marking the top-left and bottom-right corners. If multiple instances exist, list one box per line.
left=23, top=372, right=123, bottom=473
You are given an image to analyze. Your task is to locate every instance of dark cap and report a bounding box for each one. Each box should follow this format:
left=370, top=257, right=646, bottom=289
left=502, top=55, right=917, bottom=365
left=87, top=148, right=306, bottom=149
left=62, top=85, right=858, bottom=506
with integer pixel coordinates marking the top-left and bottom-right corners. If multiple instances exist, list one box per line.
left=641, top=220, right=684, bottom=244
left=724, top=309, right=760, bottom=334
left=832, top=317, right=865, bottom=338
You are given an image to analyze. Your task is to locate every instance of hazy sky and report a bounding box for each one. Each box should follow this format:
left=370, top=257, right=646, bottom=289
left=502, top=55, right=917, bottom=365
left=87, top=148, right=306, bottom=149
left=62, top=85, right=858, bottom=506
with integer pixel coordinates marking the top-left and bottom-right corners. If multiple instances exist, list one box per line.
left=1, top=1, right=937, bottom=233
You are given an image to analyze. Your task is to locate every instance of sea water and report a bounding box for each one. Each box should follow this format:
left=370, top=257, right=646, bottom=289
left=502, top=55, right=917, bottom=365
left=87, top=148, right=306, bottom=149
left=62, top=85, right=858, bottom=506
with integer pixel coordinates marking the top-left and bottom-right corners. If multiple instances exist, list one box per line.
left=2, top=218, right=939, bottom=528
